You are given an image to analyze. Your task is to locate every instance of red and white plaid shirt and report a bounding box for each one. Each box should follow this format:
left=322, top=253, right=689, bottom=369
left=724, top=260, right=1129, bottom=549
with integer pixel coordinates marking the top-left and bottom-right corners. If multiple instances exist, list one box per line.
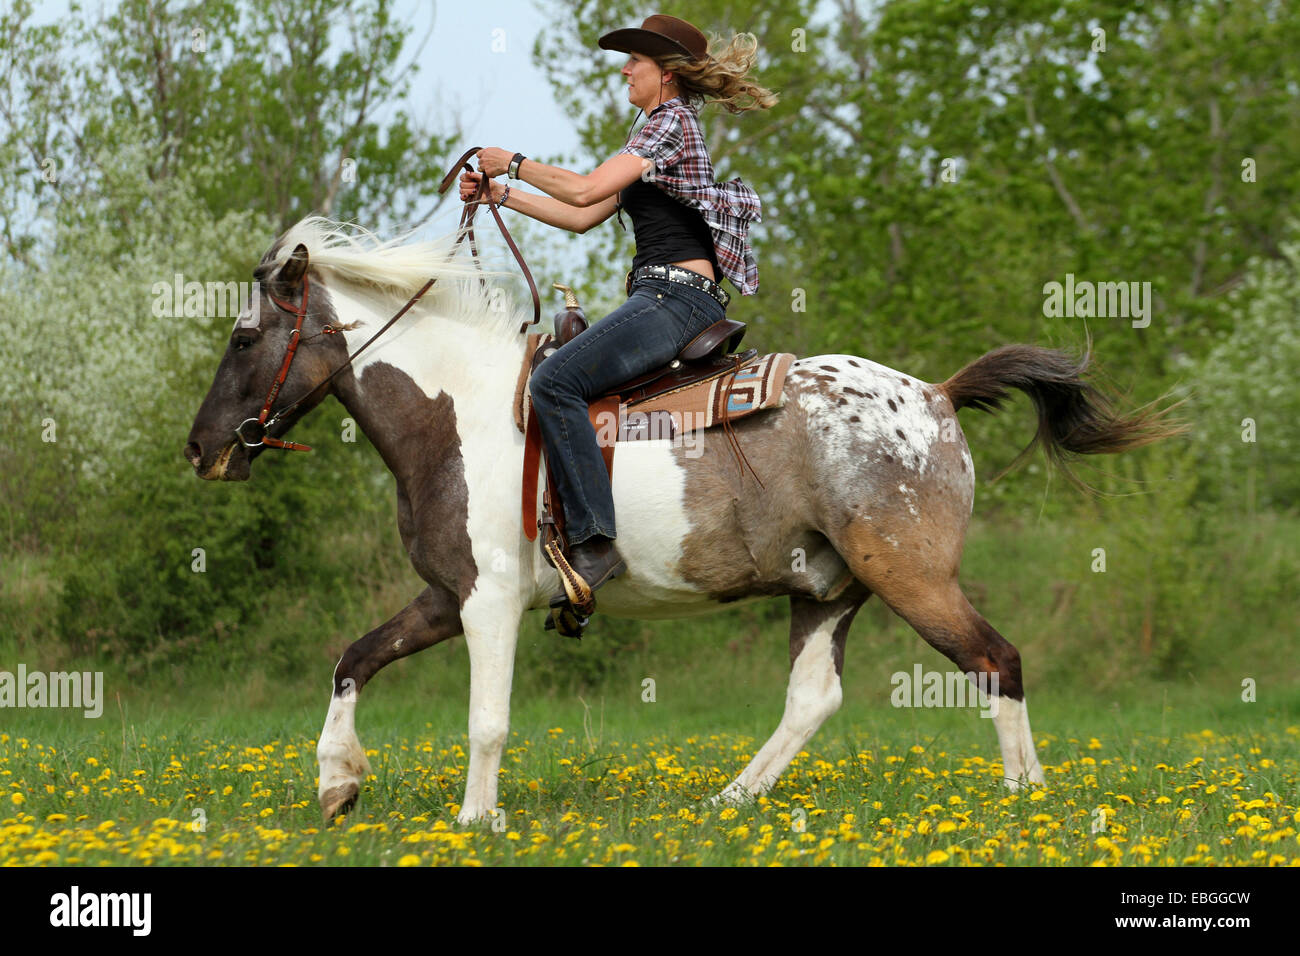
left=616, top=96, right=762, bottom=295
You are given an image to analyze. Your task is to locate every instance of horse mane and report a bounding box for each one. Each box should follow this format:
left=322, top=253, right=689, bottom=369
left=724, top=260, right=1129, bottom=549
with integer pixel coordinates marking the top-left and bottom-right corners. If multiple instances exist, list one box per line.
left=258, top=215, right=535, bottom=335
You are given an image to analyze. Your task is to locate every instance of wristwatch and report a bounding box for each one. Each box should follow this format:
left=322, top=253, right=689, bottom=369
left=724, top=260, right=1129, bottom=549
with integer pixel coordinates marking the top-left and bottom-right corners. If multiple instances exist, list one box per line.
left=508, top=153, right=526, bottom=179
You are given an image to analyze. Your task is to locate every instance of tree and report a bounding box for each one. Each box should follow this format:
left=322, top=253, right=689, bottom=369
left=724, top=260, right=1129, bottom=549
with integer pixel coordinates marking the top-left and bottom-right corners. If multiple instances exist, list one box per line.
left=533, top=0, right=1300, bottom=504
left=0, top=0, right=460, bottom=267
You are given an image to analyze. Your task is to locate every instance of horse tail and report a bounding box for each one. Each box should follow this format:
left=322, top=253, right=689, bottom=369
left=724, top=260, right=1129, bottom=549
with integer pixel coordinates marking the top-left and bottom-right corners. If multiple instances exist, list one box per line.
left=937, top=343, right=1187, bottom=489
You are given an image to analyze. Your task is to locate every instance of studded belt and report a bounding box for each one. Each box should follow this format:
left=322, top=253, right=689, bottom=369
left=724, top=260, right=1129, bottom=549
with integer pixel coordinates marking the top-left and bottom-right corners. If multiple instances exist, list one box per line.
left=627, top=264, right=730, bottom=309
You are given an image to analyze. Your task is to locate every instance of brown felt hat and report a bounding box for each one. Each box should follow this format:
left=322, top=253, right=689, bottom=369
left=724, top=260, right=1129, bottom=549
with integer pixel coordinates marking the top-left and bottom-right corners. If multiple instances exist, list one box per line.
left=598, top=14, right=708, bottom=63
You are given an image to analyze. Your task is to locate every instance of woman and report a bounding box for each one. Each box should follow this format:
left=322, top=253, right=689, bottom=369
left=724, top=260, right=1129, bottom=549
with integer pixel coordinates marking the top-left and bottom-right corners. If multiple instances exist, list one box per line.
left=460, top=14, right=777, bottom=616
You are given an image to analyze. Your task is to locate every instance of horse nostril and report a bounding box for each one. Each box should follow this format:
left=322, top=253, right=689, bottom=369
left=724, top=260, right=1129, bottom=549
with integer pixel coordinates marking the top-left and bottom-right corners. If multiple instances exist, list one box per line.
left=184, top=442, right=202, bottom=467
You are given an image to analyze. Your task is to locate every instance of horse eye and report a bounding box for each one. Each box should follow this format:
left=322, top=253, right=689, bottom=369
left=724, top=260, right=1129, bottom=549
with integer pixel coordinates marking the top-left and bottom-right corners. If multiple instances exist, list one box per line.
left=233, top=333, right=256, bottom=351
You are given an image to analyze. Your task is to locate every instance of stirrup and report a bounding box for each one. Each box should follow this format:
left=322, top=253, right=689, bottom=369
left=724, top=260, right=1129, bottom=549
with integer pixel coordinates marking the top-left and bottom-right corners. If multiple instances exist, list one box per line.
left=543, top=593, right=588, bottom=639
left=542, top=538, right=596, bottom=616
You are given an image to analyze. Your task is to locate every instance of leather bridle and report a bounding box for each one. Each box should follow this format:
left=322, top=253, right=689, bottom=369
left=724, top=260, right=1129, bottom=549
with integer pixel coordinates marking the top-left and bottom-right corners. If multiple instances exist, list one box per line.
left=233, top=146, right=542, bottom=453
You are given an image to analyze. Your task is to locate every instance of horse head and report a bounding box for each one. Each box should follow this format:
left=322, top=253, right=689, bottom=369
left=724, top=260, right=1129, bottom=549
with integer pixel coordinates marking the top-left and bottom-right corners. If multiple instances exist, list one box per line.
left=184, top=240, right=349, bottom=480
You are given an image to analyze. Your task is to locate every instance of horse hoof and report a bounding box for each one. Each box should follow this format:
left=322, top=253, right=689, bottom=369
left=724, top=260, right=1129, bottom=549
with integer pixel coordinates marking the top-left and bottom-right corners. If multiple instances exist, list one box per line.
left=321, top=783, right=359, bottom=821
left=1003, top=770, right=1044, bottom=792
left=711, top=784, right=755, bottom=807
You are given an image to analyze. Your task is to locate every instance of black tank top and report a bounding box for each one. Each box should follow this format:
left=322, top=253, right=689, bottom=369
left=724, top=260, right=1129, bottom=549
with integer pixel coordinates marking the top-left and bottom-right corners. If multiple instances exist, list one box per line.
left=619, top=177, right=720, bottom=281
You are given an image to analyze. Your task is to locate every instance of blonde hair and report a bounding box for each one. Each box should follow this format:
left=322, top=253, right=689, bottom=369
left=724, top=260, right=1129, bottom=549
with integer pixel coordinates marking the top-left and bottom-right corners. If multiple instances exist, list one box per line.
left=655, top=32, right=778, bottom=114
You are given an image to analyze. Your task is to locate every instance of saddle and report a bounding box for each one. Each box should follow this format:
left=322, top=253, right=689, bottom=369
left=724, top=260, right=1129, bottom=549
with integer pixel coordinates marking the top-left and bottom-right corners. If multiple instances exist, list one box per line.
left=545, top=283, right=756, bottom=400
left=515, top=284, right=795, bottom=639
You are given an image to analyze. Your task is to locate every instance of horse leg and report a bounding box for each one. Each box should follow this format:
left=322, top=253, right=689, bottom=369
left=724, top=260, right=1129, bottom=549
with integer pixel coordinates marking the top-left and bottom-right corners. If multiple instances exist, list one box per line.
left=456, top=596, right=523, bottom=825
left=893, top=586, right=1044, bottom=787
left=714, top=583, right=870, bottom=804
left=318, top=585, right=462, bottom=820
left=836, top=523, right=1045, bottom=788
left=909, top=589, right=1045, bottom=788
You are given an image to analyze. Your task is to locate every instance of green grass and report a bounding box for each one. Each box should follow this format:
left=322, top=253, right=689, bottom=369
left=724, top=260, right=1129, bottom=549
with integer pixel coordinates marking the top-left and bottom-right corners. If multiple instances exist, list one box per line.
left=2, top=508, right=1296, bottom=865
left=1, top=664, right=1296, bottom=866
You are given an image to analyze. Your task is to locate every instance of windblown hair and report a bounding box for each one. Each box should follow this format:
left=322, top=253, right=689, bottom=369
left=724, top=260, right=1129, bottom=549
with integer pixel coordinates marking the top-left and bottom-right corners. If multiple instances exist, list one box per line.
left=656, top=32, right=778, bottom=114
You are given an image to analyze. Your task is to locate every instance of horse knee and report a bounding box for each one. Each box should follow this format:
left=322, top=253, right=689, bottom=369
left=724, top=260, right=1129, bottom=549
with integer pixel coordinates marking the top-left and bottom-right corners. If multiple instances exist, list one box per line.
left=808, top=683, right=843, bottom=727
left=784, top=682, right=841, bottom=739
left=468, top=717, right=509, bottom=754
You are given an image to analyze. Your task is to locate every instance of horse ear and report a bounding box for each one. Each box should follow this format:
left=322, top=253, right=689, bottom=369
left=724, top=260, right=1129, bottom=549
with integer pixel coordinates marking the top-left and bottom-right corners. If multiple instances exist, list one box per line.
left=277, top=243, right=309, bottom=287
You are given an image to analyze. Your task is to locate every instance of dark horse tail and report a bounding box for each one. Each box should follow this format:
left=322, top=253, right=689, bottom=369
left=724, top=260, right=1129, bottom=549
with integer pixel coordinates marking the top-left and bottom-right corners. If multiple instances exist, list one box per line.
left=938, top=344, right=1186, bottom=488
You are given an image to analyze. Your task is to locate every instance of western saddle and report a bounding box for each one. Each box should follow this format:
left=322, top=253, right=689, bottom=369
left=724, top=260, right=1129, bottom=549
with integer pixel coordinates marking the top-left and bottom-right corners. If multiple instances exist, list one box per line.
left=533, top=284, right=757, bottom=399
left=525, top=284, right=758, bottom=638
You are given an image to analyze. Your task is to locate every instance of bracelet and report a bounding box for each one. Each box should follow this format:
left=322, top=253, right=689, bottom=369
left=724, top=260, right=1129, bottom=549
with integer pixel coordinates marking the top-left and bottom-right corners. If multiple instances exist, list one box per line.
left=508, top=153, right=526, bottom=179
left=498, top=184, right=511, bottom=207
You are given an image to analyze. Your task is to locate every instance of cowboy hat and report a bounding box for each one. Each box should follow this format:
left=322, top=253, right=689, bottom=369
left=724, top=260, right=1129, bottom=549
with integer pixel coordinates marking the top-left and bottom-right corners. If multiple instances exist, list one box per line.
left=598, top=14, right=708, bottom=62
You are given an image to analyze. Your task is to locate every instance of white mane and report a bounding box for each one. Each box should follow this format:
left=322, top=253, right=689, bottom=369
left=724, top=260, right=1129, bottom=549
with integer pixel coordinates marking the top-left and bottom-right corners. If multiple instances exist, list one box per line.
left=263, top=215, right=537, bottom=335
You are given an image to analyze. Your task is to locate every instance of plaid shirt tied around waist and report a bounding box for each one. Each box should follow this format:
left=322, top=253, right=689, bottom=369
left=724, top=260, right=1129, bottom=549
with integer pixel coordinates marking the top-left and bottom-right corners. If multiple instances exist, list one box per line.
left=616, top=96, right=761, bottom=295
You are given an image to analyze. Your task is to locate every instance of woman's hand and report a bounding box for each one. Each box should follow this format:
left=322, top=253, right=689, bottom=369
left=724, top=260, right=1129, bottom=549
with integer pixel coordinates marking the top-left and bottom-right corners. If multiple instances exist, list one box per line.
left=475, top=147, right=515, bottom=178
left=459, top=170, right=503, bottom=204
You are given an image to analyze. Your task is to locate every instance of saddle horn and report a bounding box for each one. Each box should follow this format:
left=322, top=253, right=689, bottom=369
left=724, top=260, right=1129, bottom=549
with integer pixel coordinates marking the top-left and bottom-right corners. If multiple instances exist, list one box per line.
left=552, top=283, right=589, bottom=346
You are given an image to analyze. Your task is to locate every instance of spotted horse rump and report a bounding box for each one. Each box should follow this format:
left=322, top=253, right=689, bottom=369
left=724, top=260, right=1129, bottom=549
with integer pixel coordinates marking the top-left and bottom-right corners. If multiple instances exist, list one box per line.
left=184, top=217, right=1186, bottom=825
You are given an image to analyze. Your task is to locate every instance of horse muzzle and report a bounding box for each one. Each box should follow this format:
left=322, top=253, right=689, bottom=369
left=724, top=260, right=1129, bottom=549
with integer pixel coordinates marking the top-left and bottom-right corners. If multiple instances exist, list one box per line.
left=184, top=439, right=250, bottom=481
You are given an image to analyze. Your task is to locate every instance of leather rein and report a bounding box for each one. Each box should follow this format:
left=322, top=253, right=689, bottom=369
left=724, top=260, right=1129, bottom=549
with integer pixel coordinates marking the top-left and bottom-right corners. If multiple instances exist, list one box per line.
left=234, top=146, right=541, bottom=453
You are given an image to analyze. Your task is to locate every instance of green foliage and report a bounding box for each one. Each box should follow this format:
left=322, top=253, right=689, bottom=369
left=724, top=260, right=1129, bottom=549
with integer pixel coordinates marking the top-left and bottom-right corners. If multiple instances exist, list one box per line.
left=1, top=0, right=1297, bottom=695
left=535, top=0, right=1300, bottom=514
left=0, top=0, right=459, bottom=259
left=48, top=409, right=398, bottom=676
left=0, top=0, right=443, bottom=677
left=1189, top=233, right=1300, bottom=511
left=0, top=91, right=407, bottom=679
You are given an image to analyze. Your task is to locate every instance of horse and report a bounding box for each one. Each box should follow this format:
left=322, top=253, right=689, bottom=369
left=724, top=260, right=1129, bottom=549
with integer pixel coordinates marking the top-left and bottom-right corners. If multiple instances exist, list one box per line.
left=184, top=217, right=1180, bottom=824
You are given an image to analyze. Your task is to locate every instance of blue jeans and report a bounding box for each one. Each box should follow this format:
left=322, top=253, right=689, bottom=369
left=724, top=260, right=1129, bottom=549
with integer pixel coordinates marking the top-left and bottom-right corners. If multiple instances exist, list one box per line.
left=529, top=275, right=726, bottom=546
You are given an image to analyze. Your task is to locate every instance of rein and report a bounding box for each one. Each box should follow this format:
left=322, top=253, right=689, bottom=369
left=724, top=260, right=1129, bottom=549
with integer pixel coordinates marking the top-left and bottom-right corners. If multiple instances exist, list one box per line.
left=234, top=146, right=542, bottom=453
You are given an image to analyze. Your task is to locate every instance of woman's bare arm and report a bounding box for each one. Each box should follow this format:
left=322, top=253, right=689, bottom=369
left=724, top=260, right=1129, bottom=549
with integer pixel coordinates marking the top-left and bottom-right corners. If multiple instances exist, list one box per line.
left=460, top=172, right=621, bottom=234
left=511, top=153, right=648, bottom=207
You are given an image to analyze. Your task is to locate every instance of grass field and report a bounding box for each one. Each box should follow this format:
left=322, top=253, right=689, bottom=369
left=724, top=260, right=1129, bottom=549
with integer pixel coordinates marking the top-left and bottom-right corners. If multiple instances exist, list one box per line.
left=2, top=662, right=1297, bottom=866
left=3, top=513, right=1297, bottom=867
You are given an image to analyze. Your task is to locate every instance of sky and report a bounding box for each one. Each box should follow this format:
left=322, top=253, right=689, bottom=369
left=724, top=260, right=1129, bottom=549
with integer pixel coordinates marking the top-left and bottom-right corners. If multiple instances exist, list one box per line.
left=395, top=0, right=588, bottom=167
left=390, top=0, right=613, bottom=284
